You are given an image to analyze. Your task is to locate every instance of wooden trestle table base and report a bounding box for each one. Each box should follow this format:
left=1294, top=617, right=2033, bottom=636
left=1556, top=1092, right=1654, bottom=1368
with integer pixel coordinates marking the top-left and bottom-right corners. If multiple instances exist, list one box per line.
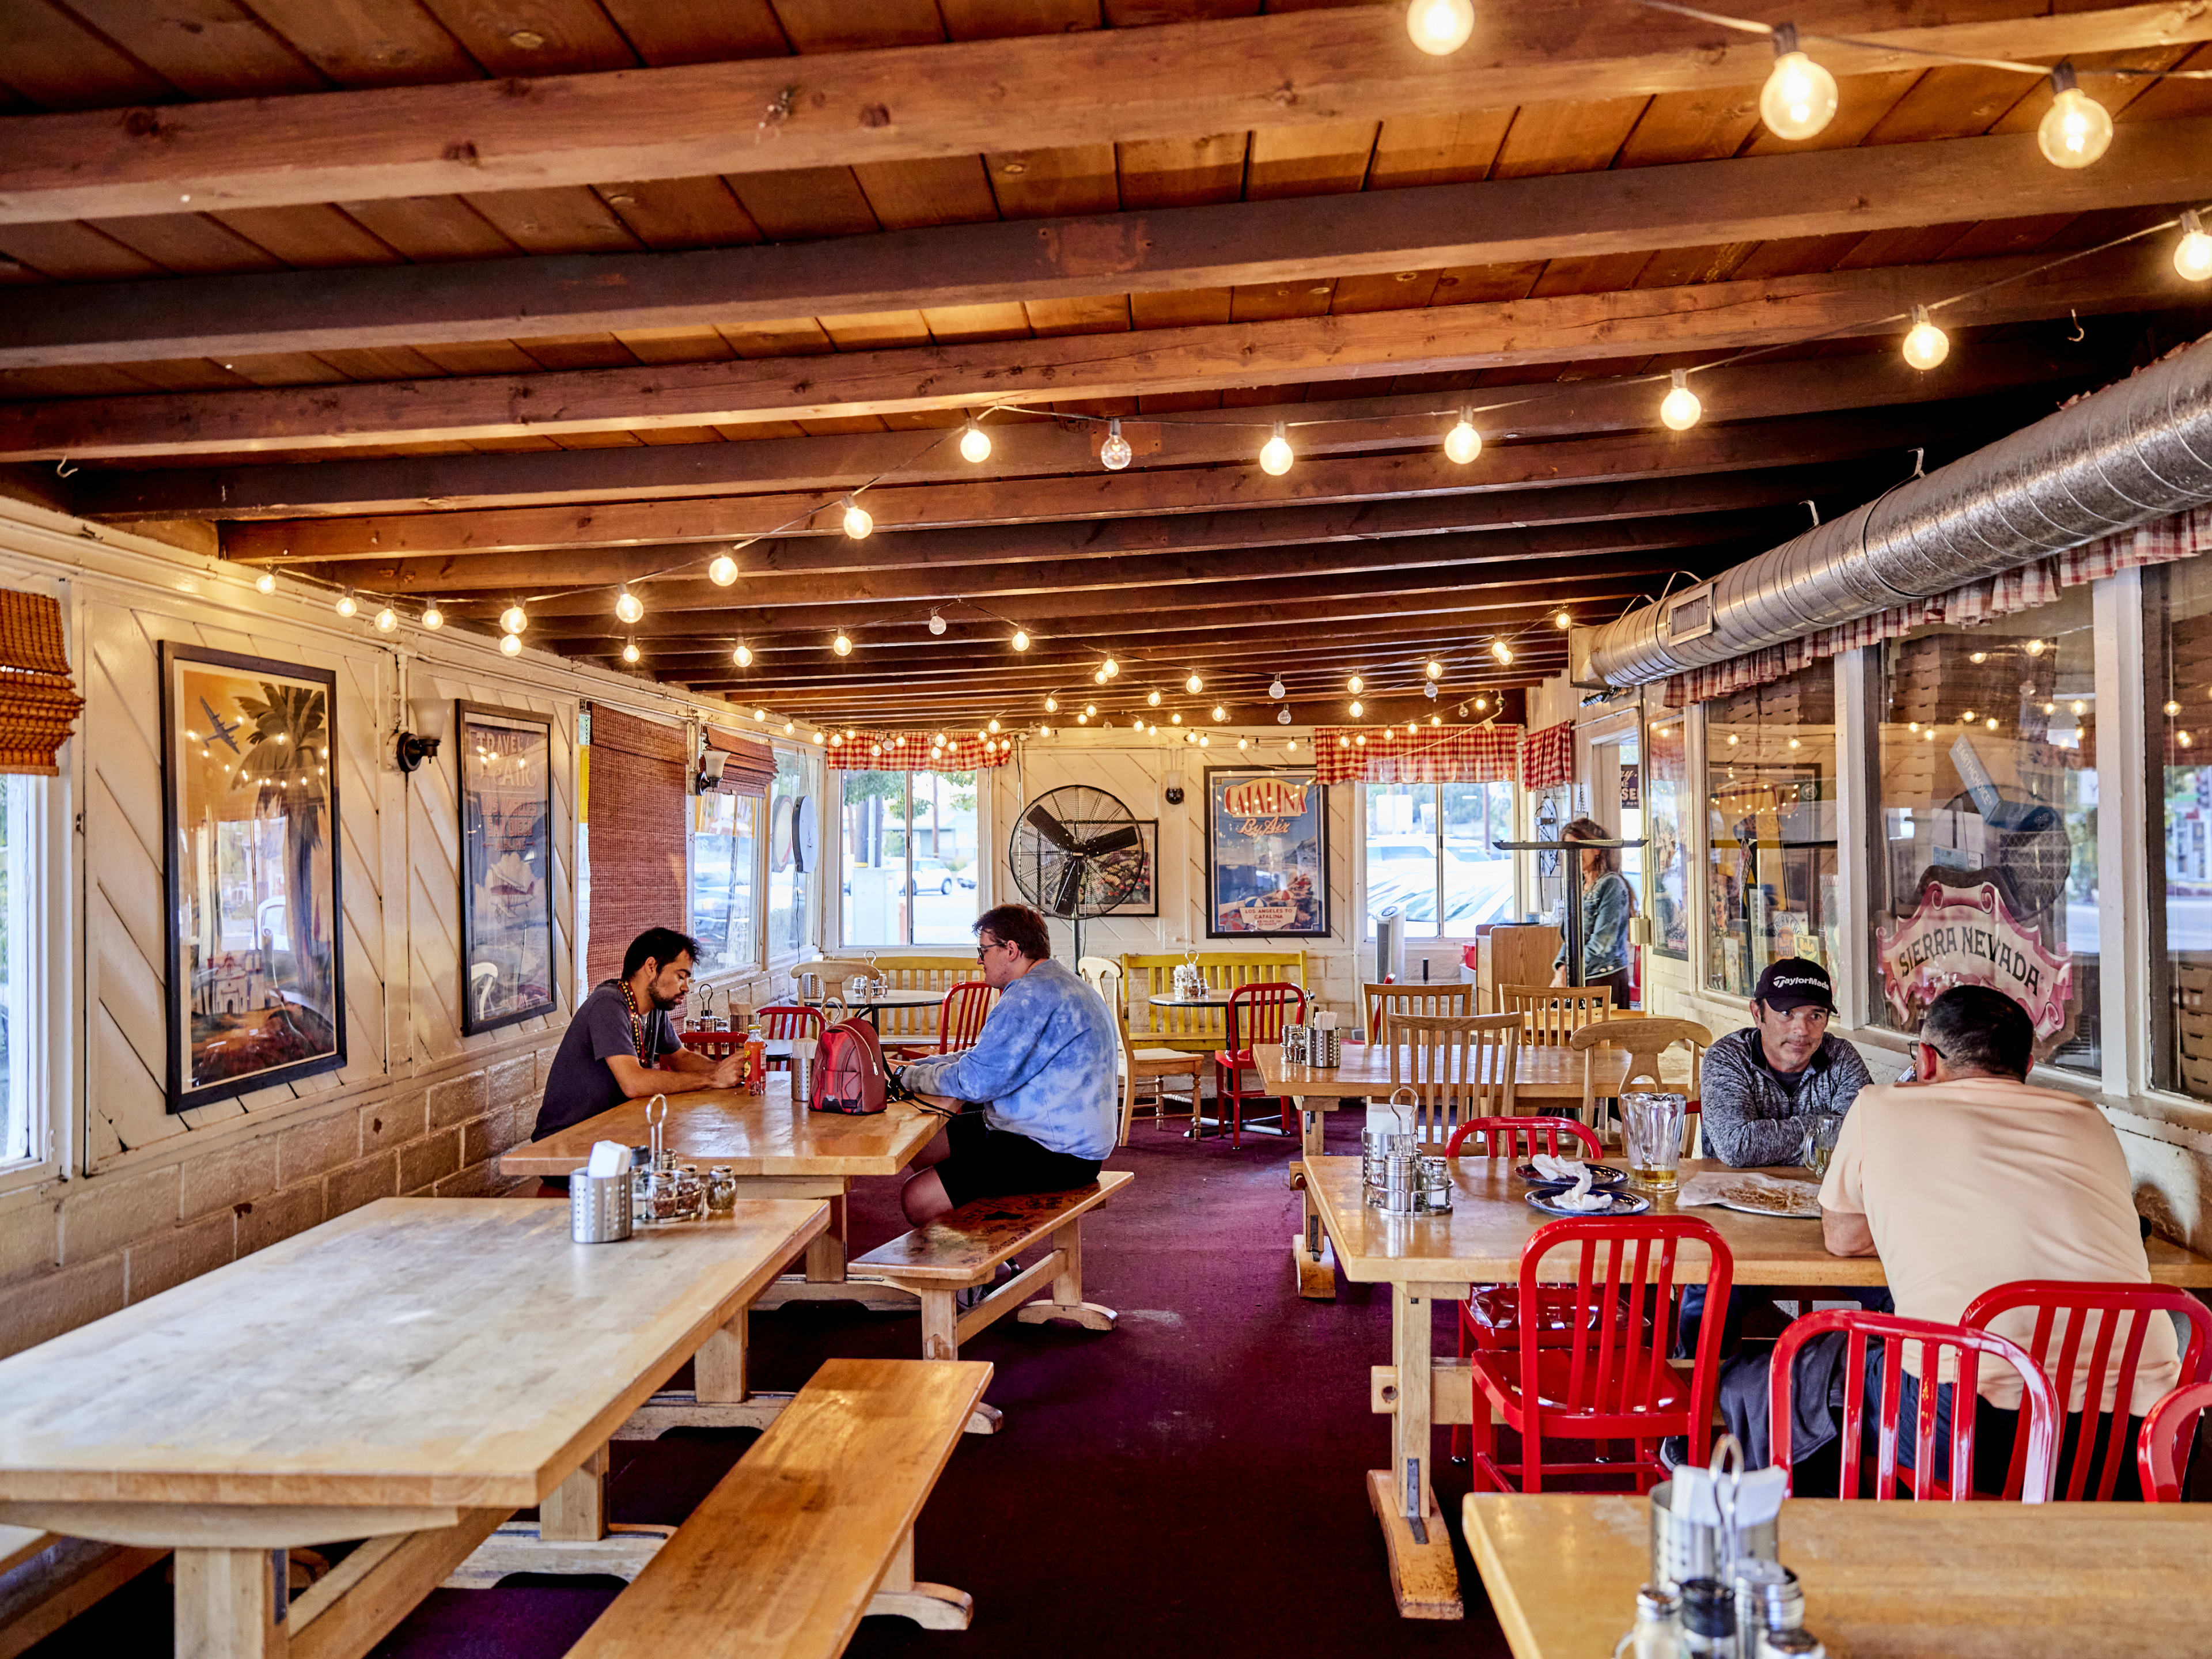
left=0, top=1195, right=827, bottom=1658
left=1306, top=1153, right=2212, bottom=1621
left=1464, top=1492, right=2212, bottom=1658
left=1256, top=1041, right=1688, bottom=1301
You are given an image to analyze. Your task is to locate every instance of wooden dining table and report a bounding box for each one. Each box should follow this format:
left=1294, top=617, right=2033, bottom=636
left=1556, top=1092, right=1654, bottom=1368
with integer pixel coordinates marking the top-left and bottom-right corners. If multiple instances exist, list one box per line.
left=0, top=1194, right=826, bottom=1658
left=1257, top=1040, right=1691, bottom=1300
left=1463, top=1491, right=2212, bottom=1657
left=1306, top=1152, right=2212, bottom=1622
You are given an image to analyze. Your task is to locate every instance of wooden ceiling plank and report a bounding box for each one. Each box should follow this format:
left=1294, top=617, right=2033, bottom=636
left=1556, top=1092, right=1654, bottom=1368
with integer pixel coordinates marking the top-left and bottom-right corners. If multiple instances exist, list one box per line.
left=767, top=0, right=945, bottom=52
left=507, top=332, right=641, bottom=369
left=1489, top=93, right=1650, bottom=180
left=982, top=143, right=1121, bottom=218
left=1612, top=85, right=1762, bottom=169
left=726, top=165, right=883, bottom=239
left=0, top=0, right=177, bottom=108
left=1243, top=120, right=1379, bottom=199
left=331, top=193, right=520, bottom=260
left=18, top=117, right=2212, bottom=370
left=236, top=0, right=482, bottom=88
left=1024, top=293, right=1132, bottom=336
left=938, top=1, right=1101, bottom=39
left=0, top=218, right=162, bottom=279
left=850, top=155, right=1002, bottom=230
left=596, top=0, right=789, bottom=63
left=9, top=249, right=2163, bottom=459
left=204, top=203, right=403, bottom=266
left=594, top=176, right=764, bottom=248
left=59, top=0, right=328, bottom=97
left=85, top=210, right=283, bottom=274
left=414, top=0, right=639, bottom=76
left=1115, top=133, right=1249, bottom=209
left=461, top=184, right=644, bottom=253
left=9, top=4, right=2210, bottom=221
left=1363, top=110, right=1512, bottom=189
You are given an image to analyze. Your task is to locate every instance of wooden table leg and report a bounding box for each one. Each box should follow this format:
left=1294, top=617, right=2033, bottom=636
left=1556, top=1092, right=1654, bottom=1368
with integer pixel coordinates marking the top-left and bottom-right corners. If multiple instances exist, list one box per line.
left=804, top=1194, right=847, bottom=1282
left=1290, top=1105, right=1338, bottom=1300
left=448, top=1445, right=669, bottom=1585
left=620, top=1305, right=796, bottom=1436
left=866, top=1530, right=971, bottom=1630
left=1014, top=1218, right=1117, bottom=1334
left=1368, top=1281, right=1464, bottom=1620
left=175, top=1547, right=288, bottom=1659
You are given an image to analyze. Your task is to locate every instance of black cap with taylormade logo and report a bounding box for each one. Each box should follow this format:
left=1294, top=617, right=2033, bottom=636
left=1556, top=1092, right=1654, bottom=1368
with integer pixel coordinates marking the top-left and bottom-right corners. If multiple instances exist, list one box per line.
left=1753, top=959, right=1835, bottom=1012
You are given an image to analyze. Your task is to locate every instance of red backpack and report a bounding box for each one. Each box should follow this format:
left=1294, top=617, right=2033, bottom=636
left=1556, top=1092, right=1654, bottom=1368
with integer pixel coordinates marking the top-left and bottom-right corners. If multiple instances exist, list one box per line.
left=810, top=1017, right=889, bottom=1115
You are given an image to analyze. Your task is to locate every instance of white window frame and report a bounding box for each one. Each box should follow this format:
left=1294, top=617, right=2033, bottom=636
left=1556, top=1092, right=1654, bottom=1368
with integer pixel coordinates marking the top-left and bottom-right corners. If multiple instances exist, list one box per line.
left=1353, top=775, right=1518, bottom=946
left=0, top=766, right=62, bottom=1188
left=836, top=765, right=986, bottom=952
left=686, top=783, right=765, bottom=978
left=765, top=741, right=819, bottom=972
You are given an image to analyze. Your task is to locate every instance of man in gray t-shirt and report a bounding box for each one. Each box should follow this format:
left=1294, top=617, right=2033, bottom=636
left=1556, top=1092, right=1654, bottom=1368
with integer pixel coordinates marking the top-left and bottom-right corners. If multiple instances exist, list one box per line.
left=533, top=927, right=739, bottom=1141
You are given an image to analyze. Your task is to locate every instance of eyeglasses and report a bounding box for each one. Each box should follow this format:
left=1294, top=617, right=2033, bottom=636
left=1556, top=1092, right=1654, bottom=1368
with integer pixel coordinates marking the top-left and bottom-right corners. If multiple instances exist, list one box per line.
left=976, top=938, right=1006, bottom=961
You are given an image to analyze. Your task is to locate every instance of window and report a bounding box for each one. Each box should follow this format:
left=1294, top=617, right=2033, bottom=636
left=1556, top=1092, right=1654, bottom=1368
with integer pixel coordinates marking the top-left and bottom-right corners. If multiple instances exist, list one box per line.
left=841, top=768, right=980, bottom=948
left=2149, top=563, right=2212, bottom=1098
left=767, top=747, right=812, bottom=963
left=1872, top=588, right=2099, bottom=1073
left=1706, top=661, right=1838, bottom=995
left=1362, top=782, right=1514, bottom=937
left=1646, top=709, right=1690, bottom=960
left=0, top=775, right=44, bottom=1170
left=689, top=790, right=759, bottom=975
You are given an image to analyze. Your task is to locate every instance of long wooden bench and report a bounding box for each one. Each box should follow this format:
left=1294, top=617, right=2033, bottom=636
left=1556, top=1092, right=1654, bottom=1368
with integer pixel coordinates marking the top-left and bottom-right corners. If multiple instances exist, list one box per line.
left=0, top=1528, right=163, bottom=1659
left=850, top=1172, right=1132, bottom=1433
left=566, top=1357, right=992, bottom=1659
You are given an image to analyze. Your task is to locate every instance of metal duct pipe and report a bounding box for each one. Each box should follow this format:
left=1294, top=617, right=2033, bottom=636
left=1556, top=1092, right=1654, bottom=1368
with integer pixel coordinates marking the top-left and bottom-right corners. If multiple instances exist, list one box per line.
left=1584, top=332, right=2212, bottom=686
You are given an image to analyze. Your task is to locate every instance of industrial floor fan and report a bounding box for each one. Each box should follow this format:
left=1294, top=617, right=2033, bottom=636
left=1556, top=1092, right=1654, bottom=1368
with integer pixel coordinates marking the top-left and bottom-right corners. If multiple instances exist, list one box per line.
left=1007, top=785, right=1145, bottom=964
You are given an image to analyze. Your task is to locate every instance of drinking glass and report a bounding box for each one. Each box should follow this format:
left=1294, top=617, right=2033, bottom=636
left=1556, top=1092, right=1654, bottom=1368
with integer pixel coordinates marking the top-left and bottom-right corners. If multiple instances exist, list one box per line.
left=1802, top=1112, right=1844, bottom=1177
left=1621, top=1092, right=1688, bottom=1192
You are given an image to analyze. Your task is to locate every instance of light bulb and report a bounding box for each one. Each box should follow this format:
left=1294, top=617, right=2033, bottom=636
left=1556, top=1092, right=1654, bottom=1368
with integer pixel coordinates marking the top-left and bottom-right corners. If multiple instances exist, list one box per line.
left=1758, top=28, right=1839, bottom=142
left=1148, top=689, right=1162, bottom=707
left=1039, top=725, right=1052, bottom=737
left=1085, top=703, right=1097, bottom=717
left=1425, top=659, right=1443, bottom=679
left=1425, top=681, right=1438, bottom=701
left=1268, top=677, right=1286, bottom=699
left=1171, top=712, right=1181, bottom=725
left=374, top=605, right=398, bottom=632
left=1103, top=657, right=1119, bottom=678
left=500, top=604, right=527, bottom=635
left=1349, top=699, right=1364, bottom=717
left=842, top=498, right=873, bottom=539
left=1237, top=737, right=1248, bottom=750
left=1211, top=704, right=1226, bottom=722
left=1278, top=706, right=1291, bottom=725
left=615, top=588, right=644, bottom=624
left=1094, top=670, right=1107, bottom=684
left=2178, top=211, right=2212, bottom=282
left=254, top=570, right=276, bottom=595
left=335, top=592, right=358, bottom=619
left=812, top=731, right=824, bottom=745
left=421, top=601, right=443, bottom=630
left=1430, top=714, right=1441, bottom=726
left=1186, top=674, right=1203, bottom=694
left=2025, top=639, right=2046, bottom=657
left=2038, top=71, right=2112, bottom=170
left=1491, top=639, right=1513, bottom=665
left=832, top=632, right=853, bottom=656
left=1012, top=629, right=1031, bottom=652
left=1405, top=0, right=1474, bottom=56
left=1444, top=408, right=1481, bottom=465
left=1555, top=609, right=1573, bottom=629
left=733, top=643, right=752, bottom=667
left=928, top=611, right=946, bottom=635
left=1902, top=305, right=1949, bottom=371
left=499, top=632, right=522, bottom=657
left=1100, top=418, right=1132, bottom=471
left=960, top=419, right=992, bottom=464
left=1660, top=369, right=1701, bottom=431
left=1198, top=735, right=1209, bottom=747
left=783, top=719, right=794, bottom=734
left=708, top=553, right=738, bottom=586
left=1348, top=674, right=1364, bottom=694
left=1259, top=422, right=1293, bottom=476
left=1045, top=695, right=1059, bottom=713
left=622, top=641, right=641, bottom=664
left=988, top=717, right=1001, bottom=733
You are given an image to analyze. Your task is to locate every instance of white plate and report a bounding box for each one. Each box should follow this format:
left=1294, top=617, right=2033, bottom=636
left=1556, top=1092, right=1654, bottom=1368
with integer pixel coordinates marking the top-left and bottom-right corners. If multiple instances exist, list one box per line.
left=1522, top=1189, right=1652, bottom=1218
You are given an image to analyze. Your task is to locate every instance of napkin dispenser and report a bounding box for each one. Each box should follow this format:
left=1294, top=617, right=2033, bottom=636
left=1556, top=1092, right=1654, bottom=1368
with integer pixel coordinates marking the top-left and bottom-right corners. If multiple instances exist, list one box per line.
left=571, top=1141, right=634, bottom=1243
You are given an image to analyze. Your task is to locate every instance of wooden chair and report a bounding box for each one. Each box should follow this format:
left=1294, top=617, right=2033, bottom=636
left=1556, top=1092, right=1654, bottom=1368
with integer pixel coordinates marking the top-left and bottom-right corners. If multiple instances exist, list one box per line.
left=1382, top=1012, right=1520, bottom=1148
left=1213, top=981, right=1308, bottom=1147
left=1122, top=949, right=1308, bottom=1054
left=1075, top=955, right=1121, bottom=1001
left=2140, top=1380, right=2212, bottom=1502
left=1769, top=1309, right=2061, bottom=1501
left=1569, top=1016, right=1710, bottom=1145
left=1362, top=980, right=1471, bottom=1041
left=1962, top=1280, right=2212, bottom=1501
left=1498, top=983, right=1615, bottom=1047
left=1089, top=961, right=1205, bottom=1144
left=933, top=980, right=996, bottom=1054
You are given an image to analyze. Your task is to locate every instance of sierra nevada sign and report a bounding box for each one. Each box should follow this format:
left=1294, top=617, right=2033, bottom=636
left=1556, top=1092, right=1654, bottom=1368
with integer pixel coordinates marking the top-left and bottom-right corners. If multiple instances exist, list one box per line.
left=1874, top=880, right=2074, bottom=1040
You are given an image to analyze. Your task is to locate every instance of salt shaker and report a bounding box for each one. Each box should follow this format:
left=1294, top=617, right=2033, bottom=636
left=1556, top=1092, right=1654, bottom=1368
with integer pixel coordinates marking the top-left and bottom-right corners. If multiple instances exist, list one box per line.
left=1620, top=1583, right=1679, bottom=1659
left=1758, top=1633, right=1825, bottom=1658
left=1732, top=1560, right=1804, bottom=1653
left=1674, top=1580, right=1736, bottom=1657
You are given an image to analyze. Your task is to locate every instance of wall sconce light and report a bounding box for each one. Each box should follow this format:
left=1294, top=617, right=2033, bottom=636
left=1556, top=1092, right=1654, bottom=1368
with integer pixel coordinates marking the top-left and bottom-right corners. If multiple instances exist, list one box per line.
left=696, top=747, right=730, bottom=795
left=396, top=695, right=448, bottom=775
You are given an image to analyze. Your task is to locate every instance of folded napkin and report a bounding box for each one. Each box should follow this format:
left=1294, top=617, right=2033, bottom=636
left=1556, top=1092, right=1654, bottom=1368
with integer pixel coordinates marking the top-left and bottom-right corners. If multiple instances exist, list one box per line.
left=1527, top=1153, right=1589, bottom=1185
left=1546, top=1162, right=1612, bottom=1212
left=585, top=1141, right=632, bottom=1179
left=1671, top=1462, right=1787, bottom=1528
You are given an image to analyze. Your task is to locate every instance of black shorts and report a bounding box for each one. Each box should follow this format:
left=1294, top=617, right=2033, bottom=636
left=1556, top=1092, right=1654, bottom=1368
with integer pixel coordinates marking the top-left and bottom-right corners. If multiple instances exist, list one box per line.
left=935, top=1109, right=1103, bottom=1209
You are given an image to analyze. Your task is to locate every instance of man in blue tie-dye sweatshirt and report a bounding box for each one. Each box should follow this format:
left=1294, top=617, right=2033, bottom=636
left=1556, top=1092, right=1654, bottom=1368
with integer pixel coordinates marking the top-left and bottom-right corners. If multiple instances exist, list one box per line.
left=896, top=904, right=1118, bottom=1225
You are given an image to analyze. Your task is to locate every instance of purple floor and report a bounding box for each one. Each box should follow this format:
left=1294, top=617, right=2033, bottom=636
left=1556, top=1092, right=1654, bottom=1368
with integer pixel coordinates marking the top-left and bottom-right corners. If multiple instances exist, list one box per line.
left=32, top=1113, right=1512, bottom=1657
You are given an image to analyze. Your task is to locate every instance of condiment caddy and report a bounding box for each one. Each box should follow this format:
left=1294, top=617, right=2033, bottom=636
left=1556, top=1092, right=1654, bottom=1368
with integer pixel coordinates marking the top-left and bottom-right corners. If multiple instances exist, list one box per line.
left=1360, top=1089, right=1451, bottom=1214
left=1623, top=1437, right=1820, bottom=1658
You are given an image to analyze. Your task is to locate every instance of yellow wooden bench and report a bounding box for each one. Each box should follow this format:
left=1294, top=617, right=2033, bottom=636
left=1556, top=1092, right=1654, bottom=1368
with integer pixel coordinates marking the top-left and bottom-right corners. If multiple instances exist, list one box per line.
left=851, top=1172, right=1133, bottom=1434
left=1120, top=949, right=1308, bottom=1054
left=566, top=1357, right=993, bottom=1658
left=0, top=1528, right=163, bottom=1659
left=791, top=955, right=980, bottom=1048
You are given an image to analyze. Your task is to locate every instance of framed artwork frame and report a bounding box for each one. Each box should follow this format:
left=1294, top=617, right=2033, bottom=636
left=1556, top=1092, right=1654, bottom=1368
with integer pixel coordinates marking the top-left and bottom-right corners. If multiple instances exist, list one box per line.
left=458, top=700, right=558, bottom=1035
left=158, top=642, right=346, bottom=1112
left=1100, top=819, right=1158, bottom=918
left=1205, top=767, right=1329, bottom=938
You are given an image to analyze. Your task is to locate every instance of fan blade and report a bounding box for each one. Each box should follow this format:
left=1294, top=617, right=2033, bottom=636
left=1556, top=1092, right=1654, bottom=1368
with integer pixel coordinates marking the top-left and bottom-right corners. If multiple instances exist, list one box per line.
left=1051, top=856, right=1086, bottom=917
left=1023, top=802, right=1081, bottom=854
left=1073, top=823, right=1141, bottom=859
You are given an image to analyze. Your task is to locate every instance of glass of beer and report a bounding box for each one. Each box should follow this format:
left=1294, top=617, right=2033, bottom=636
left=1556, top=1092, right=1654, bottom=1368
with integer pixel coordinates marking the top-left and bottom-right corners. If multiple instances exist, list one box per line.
left=1802, top=1111, right=1844, bottom=1178
left=1622, top=1092, right=1688, bottom=1193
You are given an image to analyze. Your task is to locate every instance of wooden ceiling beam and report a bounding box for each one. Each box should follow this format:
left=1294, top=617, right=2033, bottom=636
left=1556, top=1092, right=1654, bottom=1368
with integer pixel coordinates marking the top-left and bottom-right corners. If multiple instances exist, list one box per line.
left=2, top=4, right=2193, bottom=226
left=14, top=120, right=2212, bottom=371
left=107, top=347, right=2108, bottom=523
left=10, top=253, right=2166, bottom=461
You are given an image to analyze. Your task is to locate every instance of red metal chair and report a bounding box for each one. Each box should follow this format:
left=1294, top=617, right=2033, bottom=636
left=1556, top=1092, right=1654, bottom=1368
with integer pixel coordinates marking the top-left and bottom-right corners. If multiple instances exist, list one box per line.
left=1467, top=1215, right=1734, bottom=1494
left=1444, top=1116, right=1605, bottom=1162
left=934, top=980, right=996, bottom=1055
left=1768, top=1309, right=2061, bottom=1502
left=679, top=1028, right=739, bottom=1059
left=2139, top=1380, right=2212, bottom=1502
left=756, top=1003, right=824, bottom=1070
left=1211, top=982, right=1307, bottom=1147
left=1448, top=1118, right=1615, bottom=1376
left=1961, top=1280, right=2212, bottom=1501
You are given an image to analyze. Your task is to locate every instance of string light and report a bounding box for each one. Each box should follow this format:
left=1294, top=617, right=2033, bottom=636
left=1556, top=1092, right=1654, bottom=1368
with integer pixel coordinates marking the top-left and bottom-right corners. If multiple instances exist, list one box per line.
left=1444, top=407, right=1481, bottom=465
left=1348, top=674, right=1364, bottom=694
left=2177, top=211, right=2212, bottom=281
left=254, top=571, right=276, bottom=595
left=1491, top=639, right=1514, bottom=665
left=1099, top=418, right=1134, bottom=471
left=622, top=641, right=641, bottom=664
left=421, top=600, right=444, bottom=629
left=1759, top=25, right=1839, bottom=142
left=1085, top=703, right=1098, bottom=717
left=1278, top=707, right=1292, bottom=725
left=1902, top=305, right=1950, bottom=371
left=374, top=605, right=398, bottom=632
left=1350, top=699, right=1364, bottom=717
left=1186, top=673, right=1203, bottom=694
left=1237, top=737, right=1249, bottom=749
left=842, top=498, right=873, bottom=539
left=500, top=604, right=527, bottom=635
left=1268, top=677, right=1286, bottom=699
left=1258, top=422, right=1293, bottom=476
left=1425, top=660, right=1444, bottom=679
left=615, top=588, right=644, bottom=624
left=1101, top=656, right=1119, bottom=678
left=499, top=632, right=522, bottom=657
left=1148, top=689, right=1163, bottom=707
left=1211, top=704, right=1227, bottom=721
left=1045, top=695, right=1059, bottom=713
left=959, top=418, right=992, bottom=464
left=988, top=717, right=1002, bottom=733
left=706, top=552, right=739, bottom=587
left=812, top=730, right=825, bottom=745
left=832, top=632, right=853, bottom=656
left=335, top=592, right=358, bottom=619
left=1171, top=712, right=1183, bottom=725
left=1660, top=369, right=1702, bottom=431
left=2038, top=65, right=2112, bottom=169
left=733, top=643, right=753, bottom=667
left=1430, top=714, right=1441, bottom=727
left=1405, top=0, right=1474, bottom=55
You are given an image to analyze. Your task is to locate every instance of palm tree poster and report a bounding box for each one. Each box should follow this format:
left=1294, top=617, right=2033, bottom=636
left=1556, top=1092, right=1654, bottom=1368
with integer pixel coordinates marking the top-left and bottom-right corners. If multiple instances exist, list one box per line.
left=457, top=701, right=556, bottom=1035
left=158, top=644, right=345, bottom=1111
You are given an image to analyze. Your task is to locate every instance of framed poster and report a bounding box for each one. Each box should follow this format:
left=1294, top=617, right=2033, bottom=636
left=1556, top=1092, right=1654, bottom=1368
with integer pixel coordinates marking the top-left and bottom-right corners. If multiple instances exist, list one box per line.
left=1205, top=768, right=1328, bottom=938
left=159, top=643, right=346, bottom=1112
left=459, top=701, right=558, bottom=1034
left=1100, top=819, right=1158, bottom=918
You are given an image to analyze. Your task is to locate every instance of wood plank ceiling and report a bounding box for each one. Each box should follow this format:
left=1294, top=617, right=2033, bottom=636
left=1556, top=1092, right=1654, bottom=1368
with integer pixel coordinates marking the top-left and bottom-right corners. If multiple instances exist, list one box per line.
left=4, top=0, right=2212, bottom=729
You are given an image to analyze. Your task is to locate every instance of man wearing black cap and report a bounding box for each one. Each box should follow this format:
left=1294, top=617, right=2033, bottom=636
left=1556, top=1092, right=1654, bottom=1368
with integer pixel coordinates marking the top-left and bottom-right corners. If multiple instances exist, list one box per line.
left=1698, top=959, right=1873, bottom=1168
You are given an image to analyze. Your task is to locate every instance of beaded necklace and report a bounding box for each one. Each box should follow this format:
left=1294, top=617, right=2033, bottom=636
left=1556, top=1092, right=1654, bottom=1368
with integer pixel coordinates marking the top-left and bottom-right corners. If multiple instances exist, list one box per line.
left=619, top=976, right=648, bottom=1059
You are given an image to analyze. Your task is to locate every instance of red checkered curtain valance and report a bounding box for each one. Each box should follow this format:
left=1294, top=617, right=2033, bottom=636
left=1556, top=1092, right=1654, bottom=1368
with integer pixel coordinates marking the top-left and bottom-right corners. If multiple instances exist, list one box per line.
left=1520, top=720, right=1573, bottom=790
left=826, top=730, right=1013, bottom=772
left=1312, top=725, right=1521, bottom=786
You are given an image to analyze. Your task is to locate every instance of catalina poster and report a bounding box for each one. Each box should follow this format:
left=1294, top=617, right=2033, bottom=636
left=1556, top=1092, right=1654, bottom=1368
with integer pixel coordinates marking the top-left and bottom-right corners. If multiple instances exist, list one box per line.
left=1205, top=767, right=1328, bottom=938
